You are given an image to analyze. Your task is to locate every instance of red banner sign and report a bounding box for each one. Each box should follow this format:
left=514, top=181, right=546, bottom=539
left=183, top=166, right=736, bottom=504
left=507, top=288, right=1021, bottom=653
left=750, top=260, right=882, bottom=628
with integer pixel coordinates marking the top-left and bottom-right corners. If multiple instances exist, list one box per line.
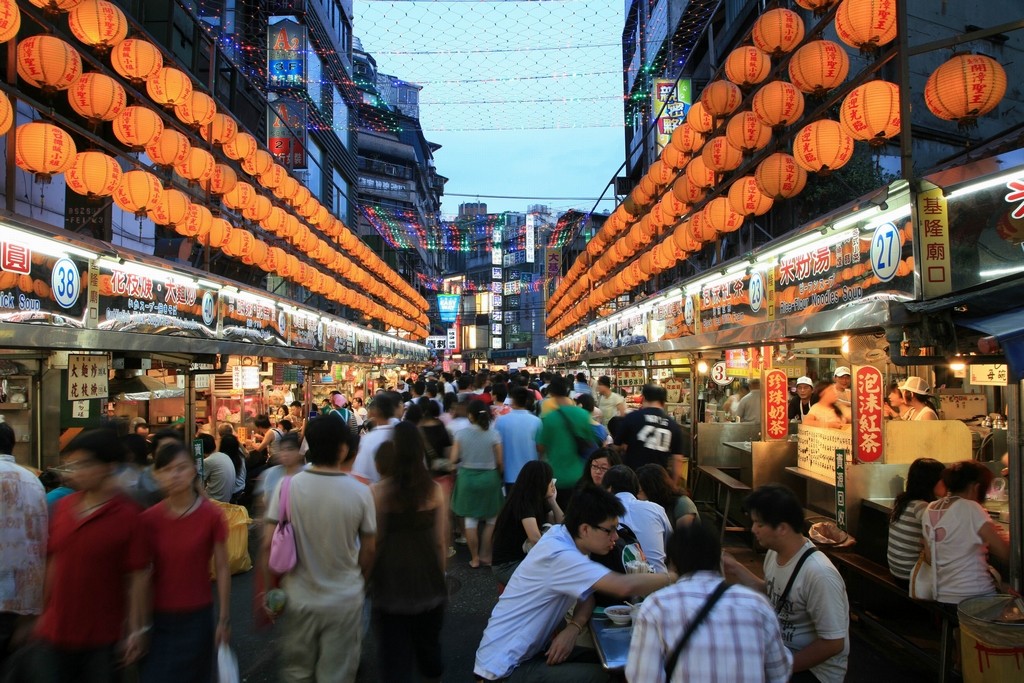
left=764, top=369, right=789, bottom=440
left=854, top=365, right=884, bottom=462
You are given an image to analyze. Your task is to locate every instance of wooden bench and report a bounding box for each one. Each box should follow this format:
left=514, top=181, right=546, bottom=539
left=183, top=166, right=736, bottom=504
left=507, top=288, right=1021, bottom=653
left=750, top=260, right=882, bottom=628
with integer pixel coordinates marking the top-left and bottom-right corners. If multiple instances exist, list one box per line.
left=691, top=465, right=751, bottom=544
left=828, top=551, right=957, bottom=683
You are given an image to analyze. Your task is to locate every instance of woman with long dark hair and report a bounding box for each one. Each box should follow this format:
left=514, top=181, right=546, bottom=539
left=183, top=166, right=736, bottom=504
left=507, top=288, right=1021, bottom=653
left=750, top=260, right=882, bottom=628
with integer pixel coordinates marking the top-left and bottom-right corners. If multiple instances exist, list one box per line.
left=218, top=433, right=246, bottom=504
left=449, top=399, right=503, bottom=568
left=636, top=463, right=699, bottom=528
left=887, top=458, right=945, bottom=585
left=490, top=461, right=563, bottom=585
left=371, top=421, right=448, bottom=682
left=802, top=381, right=845, bottom=429
left=577, top=447, right=623, bottom=488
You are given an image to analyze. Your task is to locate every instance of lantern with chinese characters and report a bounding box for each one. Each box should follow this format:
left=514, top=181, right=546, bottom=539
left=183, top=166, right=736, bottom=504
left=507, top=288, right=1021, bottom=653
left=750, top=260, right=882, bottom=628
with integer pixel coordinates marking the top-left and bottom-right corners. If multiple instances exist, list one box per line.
left=725, top=46, right=771, bottom=88
left=17, top=35, right=82, bottom=93
left=174, top=147, right=215, bottom=185
left=14, top=122, right=77, bottom=182
left=726, top=111, right=771, bottom=153
left=310, top=204, right=332, bottom=227
left=728, top=176, right=774, bottom=217
left=223, top=132, right=256, bottom=162
left=112, top=105, right=163, bottom=151
left=686, top=208, right=716, bottom=243
left=0, top=0, right=20, bottom=44
left=661, top=143, right=688, bottom=169
left=924, top=54, right=1007, bottom=128
left=200, top=163, right=237, bottom=197
left=65, top=150, right=121, bottom=198
left=0, top=91, right=11, bottom=136
left=298, top=196, right=319, bottom=219
left=840, top=81, right=900, bottom=145
left=243, top=239, right=270, bottom=269
left=670, top=122, right=705, bottom=154
left=648, top=160, right=674, bottom=186
left=27, top=0, right=82, bottom=13
left=700, top=80, right=743, bottom=120
left=146, top=67, right=193, bottom=108
left=793, top=120, right=855, bottom=175
left=686, top=156, right=716, bottom=189
left=222, top=181, right=256, bottom=212
left=661, top=191, right=689, bottom=219
left=243, top=194, right=273, bottom=222
left=751, top=8, right=805, bottom=57
left=258, top=163, right=287, bottom=190
left=180, top=203, right=212, bottom=238
left=173, top=90, right=216, bottom=128
left=148, top=188, right=191, bottom=228
left=274, top=175, right=300, bottom=202
left=68, top=0, right=128, bottom=53
left=752, top=81, right=805, bottom=129
left=290, top=184, right=311, bottom=209
left=788, top=40, right=850, bottom=96
left=206, top=218, right=232, bottom=249
left=755, top=152, right=808, bottom=199
left=261, top=206, right=288, bottom=235
left=795, top=0, right=838, bottom=14
left=242, top=149, right=274, bottom=178
left=686, top=101, right=714, bottom=133
left=112, top=169, right=162, bottom=217
left=67, top=72, right=126, bottom=126
left=701, top=136, right=743, bottom=173
left=834, top=0, right=898, bottom=52
left=200, top=113, right=237, bottom=146
left=705, top=197, right=744, bottom=234
left=672, top=175, right=706, bottom=205
left=223, top=228, right=255, bottom=259
left=144, top=129, right=190, bottom=171
left=110, top=38, right=162, bottom=85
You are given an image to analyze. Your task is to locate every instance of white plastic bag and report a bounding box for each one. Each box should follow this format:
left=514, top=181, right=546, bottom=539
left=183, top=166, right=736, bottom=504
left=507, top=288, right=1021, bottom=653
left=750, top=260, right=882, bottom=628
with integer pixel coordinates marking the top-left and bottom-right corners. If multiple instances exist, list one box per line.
left=217, top=643, right=239, bottom=683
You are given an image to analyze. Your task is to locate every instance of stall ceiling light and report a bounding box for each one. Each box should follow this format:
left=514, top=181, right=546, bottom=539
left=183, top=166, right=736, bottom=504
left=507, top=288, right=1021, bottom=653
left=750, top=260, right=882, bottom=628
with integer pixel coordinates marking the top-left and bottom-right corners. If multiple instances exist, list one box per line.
left=5, top=225, right=100, bottom=261
left=98, top=257, right=191, bottom=285
left=947, top=168, right=1024, bottom=200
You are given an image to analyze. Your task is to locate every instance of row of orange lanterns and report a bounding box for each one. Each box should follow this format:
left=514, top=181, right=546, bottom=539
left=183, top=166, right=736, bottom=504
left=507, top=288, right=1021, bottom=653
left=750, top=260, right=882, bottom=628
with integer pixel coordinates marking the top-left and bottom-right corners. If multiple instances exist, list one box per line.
left=1, top=0, right=429, bottom=338
left=547, top=0, right=1008, bottom=339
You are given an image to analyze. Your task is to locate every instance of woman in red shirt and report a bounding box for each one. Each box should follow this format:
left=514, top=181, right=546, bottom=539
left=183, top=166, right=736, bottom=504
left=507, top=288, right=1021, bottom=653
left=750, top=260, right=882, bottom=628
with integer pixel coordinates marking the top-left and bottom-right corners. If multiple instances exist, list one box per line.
left=139, top=442, right=231, bottom=683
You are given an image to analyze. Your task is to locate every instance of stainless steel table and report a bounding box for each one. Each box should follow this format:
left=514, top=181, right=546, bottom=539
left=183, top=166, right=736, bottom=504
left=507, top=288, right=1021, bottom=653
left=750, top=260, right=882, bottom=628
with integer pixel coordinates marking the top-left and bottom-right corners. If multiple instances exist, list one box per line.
left=591, top=616, right=631, bottom=671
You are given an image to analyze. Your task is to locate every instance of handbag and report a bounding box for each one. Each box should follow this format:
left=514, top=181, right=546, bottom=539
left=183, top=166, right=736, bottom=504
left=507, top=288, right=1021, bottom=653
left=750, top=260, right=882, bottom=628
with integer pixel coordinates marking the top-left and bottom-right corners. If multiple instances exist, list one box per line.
left=268, top=476, right=297, bottom=574
left=555, top=408, right=601, bottom=461
left=909, top=550, right=936, bottom=600
left=664, top=582, right=731, bottom=678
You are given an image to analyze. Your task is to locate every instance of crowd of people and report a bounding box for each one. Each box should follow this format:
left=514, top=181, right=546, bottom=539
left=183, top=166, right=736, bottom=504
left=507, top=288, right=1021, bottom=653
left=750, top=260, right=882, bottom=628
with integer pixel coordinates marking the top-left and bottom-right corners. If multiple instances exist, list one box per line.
left=0, top=366, right=1013, bottom=683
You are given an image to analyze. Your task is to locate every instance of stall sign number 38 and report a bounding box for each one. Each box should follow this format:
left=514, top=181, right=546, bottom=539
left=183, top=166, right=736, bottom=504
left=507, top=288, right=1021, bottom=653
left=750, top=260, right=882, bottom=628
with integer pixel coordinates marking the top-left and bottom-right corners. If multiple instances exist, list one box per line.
left=637, top=425, right=672, bottom=451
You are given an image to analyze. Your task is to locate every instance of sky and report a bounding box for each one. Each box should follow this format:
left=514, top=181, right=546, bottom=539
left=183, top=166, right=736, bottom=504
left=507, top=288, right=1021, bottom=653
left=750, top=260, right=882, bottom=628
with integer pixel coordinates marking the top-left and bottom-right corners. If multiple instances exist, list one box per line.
left=354, top=0, right=627, bottom=217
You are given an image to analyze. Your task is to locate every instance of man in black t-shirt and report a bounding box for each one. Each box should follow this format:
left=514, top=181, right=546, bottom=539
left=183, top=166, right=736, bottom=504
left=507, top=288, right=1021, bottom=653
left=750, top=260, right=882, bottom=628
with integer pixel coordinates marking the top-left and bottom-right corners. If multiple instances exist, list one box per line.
left=613, top=384, right=685, bottom=479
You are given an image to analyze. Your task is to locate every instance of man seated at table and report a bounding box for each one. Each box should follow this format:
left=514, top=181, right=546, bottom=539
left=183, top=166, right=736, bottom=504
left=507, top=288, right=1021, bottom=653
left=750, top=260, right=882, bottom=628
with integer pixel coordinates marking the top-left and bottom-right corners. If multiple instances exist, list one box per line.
left=627, top=521, right=792, bottom=683
left=473, top=487, right=676, bottom=682
left=602, top=465, right=672, bottom=573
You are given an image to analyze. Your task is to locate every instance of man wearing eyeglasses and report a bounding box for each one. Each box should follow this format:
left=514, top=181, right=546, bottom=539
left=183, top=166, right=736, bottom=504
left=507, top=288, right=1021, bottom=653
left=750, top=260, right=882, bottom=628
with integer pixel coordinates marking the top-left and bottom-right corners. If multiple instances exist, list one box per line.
left=474, top=487, right=675, bottom=682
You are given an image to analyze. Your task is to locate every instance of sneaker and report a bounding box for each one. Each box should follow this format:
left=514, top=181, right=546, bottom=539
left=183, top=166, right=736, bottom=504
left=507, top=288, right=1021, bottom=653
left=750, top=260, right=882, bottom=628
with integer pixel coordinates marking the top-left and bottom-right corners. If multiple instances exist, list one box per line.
left=454, top=535, right=467, bottom=545
left=447, top=545, right=457, bottom=558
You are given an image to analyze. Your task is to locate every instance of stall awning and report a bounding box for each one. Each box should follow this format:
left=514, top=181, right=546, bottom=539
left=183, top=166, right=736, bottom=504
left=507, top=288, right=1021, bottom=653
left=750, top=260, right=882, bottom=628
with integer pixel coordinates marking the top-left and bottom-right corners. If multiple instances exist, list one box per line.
left=958, top=310, right=1024, bottom=381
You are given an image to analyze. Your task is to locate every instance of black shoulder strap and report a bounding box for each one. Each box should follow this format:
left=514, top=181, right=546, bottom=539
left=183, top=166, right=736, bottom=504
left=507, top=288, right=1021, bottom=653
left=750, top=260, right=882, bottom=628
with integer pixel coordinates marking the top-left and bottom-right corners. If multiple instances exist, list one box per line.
left=775, top=546, right=819, bottom=614
left=664, top=581, right=730, bottom=678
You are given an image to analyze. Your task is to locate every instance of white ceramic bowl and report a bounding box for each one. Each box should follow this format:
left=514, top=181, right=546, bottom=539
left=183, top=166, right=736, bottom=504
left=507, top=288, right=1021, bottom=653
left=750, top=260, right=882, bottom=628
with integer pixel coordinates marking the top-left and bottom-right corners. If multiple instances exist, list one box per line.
left=605, top=605, right=632, bottom=625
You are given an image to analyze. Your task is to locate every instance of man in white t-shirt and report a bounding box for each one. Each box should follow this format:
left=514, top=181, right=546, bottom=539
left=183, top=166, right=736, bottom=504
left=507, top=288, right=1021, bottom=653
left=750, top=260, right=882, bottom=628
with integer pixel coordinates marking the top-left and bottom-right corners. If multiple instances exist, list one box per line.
left=474, top=487, right=675, bottom=681
left=350, top=394, right=398, bottom=484
left=724, top=484, right=849, bottom=683
left=602, top=465, right=672, bottom=573
left=594, top=376, right=626, bottom=428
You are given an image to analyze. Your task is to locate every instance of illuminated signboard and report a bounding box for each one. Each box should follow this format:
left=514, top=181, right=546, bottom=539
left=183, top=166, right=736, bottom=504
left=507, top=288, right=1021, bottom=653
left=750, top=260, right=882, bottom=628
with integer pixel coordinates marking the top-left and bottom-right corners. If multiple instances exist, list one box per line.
left=652, top=78, right=691, bottom=152
left=437, top=294, right=460, bottom=323
left=267, top=17, right=306, bottom=89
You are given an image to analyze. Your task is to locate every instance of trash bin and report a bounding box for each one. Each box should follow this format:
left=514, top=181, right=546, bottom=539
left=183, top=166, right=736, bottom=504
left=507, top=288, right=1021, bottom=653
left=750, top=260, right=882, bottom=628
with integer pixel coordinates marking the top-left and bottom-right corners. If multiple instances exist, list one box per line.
left=958, top=595, right=1024, bottom=683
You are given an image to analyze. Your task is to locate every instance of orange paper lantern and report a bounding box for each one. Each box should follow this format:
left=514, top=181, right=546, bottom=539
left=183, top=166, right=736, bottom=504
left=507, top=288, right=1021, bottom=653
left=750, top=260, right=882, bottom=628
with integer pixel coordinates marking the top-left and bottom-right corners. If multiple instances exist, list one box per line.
left=258, top=164, right=287, bottom=190
left=243, top=194, right=273, bottom=223
left=207, top=218, right=232, bottom=249
left=180, top=203, right=212, bottom=237
left=175, top=147, right=215, bottom=184
left=14, top=122, right=77, bottom=182
left=672, top=220, right=701, bottom=253
left=146, top=67, right=193, bottom=108
left=705, top=197, right=744, bottom=234
left=0, top=0, right=21, bottom=44
left=701, top=80, right=743, bottom=121
left=261, top=206, right=289, bottom=235
left=245, top=240, right=271, bottom=270
left=27, top=0, right=83, bottom=12
left=686, top=209, right=716, bottom=243
left=648, top=160, right=674, bottom=187
left=725, top=46, right=771, bottom=88
left=200, top=163, right=237, bottom=196
left=788, top=41, right=850, bottom=95
left=65, top=150, right=121, bottom=198
left=670, top=122, right=705, bottom=154
left=751, top=8, right=805, bottom=57
left=173, top=90, right=216, bottom=128
left=223, top=132, right=257, bottom=162
left=686, top=101, right=715, bottom=133
left=725, top=111, right=771, bottom=153
left=752, top=81, right=805, bottom=129
left=835, top=0, right=898, bottom=52
left=223, top=228, right=255, bottom=258
left=755, top=152, right=808, bottom=199
left=110, top=39, right=162, bottom=85
left=701, top=136, right=743, bottom=173
left=728, top=176, right=774, bottom=217
left=274, top=175, right=300, bottom=202
left=68, top=0, right=127, bottom=52
left=148, top=188, right=191, bottom=227
left=112, top=105, right=163, bottom=151
left=67, top=72, right=126, bottom=125
left=242, top=149, right=274, bottom=177
left=792, top=120, right=855, bottom=174
left=200, top=113, right=238, bottom=146
left=840, top=81, right=901, bottom=145
left=672, top=176, right=706, bottom=205
left=685, top=156, right=716, bottom=189
left=222, top=181, right=256, bottom=211
left=17, top=35, right=82, bottom=92
left=144, top=129, right=190, bottom=169
left=291, top=184, right=311, bottom=209
left=661, top=191, right=689, bottom=219
left=661, top=143, right=689, bottom=170
left=112, top=169, right=162, bottom=217
left=924, top=54, right=1007, bottom=128
left=795, top=0, right=837, bottom=12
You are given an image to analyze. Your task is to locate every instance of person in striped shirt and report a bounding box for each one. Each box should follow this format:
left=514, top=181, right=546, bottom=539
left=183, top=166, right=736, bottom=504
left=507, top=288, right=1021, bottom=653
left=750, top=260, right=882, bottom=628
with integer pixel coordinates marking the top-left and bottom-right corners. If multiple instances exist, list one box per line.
left=887, top=458, right=946, bottom=586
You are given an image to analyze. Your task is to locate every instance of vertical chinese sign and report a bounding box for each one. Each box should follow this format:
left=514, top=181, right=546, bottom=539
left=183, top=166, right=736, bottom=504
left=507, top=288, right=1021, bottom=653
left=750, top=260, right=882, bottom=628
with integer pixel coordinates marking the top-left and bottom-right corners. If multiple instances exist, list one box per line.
left=651, top=78, right=691, bottom=152
left=67, top=354, right=108, bottom=401
left=763, top=368, right=789, bottom=440
left=835, top=451, right=847, bottom=531
left=267, top=17, right=306, bottom=89
left=853, top=365, right=884, bottom=462
left=916, top=185, right=951, bottom=298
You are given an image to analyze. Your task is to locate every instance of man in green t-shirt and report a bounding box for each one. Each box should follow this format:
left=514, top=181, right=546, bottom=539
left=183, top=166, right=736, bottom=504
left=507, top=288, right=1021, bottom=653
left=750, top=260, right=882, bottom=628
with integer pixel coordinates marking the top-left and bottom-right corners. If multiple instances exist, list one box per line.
left=537, top=378, right=595, bottom=508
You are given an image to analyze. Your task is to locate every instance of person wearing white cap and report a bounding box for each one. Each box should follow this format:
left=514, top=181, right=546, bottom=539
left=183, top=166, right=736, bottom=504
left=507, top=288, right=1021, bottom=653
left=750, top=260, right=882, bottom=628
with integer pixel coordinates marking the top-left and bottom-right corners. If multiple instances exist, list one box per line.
left=832, top=367, right=852, bottom=422
left=788, top=376, right=817, bottom=422
left=898, top=377, right=938, bottom=421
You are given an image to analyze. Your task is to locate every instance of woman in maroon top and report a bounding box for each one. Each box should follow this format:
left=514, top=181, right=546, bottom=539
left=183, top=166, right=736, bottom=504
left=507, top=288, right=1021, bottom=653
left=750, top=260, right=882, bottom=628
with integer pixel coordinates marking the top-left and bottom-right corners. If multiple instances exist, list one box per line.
left=139, top=442, right=231, bottom=683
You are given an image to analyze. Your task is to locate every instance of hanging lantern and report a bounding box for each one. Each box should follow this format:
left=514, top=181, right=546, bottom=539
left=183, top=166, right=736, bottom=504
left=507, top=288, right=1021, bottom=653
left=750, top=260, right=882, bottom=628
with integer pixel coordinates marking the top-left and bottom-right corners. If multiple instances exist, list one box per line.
left=310, top=204, right=332, bottom=227
left=200, top=113, right=238, bottom=146
left=110, top=38, right=163, bottom=86
left=725, top=46, right=771, bottom=88
left=752, top=81, right=805, bottom=129
left=112, top=169, right=162, bottom=217
left=27, top=0, right=82, bottom=14
left=647, top=160, right=674, bottom=187
left=174, top=147, right=215, bottom=184
left=0, top=0, right=20, bottom=44
left=672, top=220, right=701, bottom=253
left=700, top=80, right=743, bottom=121
left=705, top=197, right=745, bottom=234
left=835, top=0, right=898, bottom=52
left=728, top=176, right=774, bottom=217
left=290, top=184, right=311, bottom=209
left=686, top=101, right=714, bottom=133
left=795, top=0, right=838, bottom=14
left=725, top=111, right=771, bottom=153
left=65, top=151, right=121, bottom=198
left=206, top=218, right=233, bottom=249
left=755, top=152, right=808, bottom=199
left=261, top=206, right=288, bottom=235
left=751, top=8, right=805, bottom=57
left=661, top=143, right=688, bottom=170
left=223, top=132, right=257, bottom=161
left=840, top=81, right=901, bottom=145
left=244, top=239, right=271, bottom=269
left=243, top=194, right=273, bottom=223
left=200, top=163, right=237, bottom=196
left=148, top=188, right=191, bottom=228
left=685, top=156, right=716, bottom=189
left=146, top=67, right=193, bottom=108
left=222, top=181, right=256, bottom=211
left=788, top=41, right=850, bottom=96
left=68, top=0, right=128, bottom=53
left=686, top=209, right=716, bottom=243
left=112, top=105, right=163, bottom=151
left=672, top=175, right=706, bottom=204
left=924, top=54, right=1007, bottom=128
left=14, top=122, right=77, bottom=182
left=661, top=190, right=689, bottom=219
left=298, top=196, right=319, bottom=219
left=258, top=163, right=287, bottom=190
left=67, top=72, right=126, bottom=125
left=282, top=214, right=301, bottom=240
left=701, top=136, right=743, bottom=173
left=173, top=90, right=216, bottom=128
left=17, top=35, right=82, bottom=93
left=670, top=122, right=705, bottom=154
left=223, top=229, right=255, bottom=259
left=274, top=175, right=300, bottom=202
left=793, top=120, right=855, bottom=174
left=144, top=129, right=190, bottom=170
left=0, top=92, right=11, bottom=136
left=242, top=149, right=274, bottom=177
left=179, top=203, right=212, bottom=238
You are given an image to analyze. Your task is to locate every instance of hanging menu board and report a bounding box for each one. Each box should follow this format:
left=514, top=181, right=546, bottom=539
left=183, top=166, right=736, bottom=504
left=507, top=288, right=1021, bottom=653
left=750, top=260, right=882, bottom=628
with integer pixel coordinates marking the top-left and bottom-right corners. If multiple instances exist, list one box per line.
left=219, top=291, right=286, bottom=345
left=67, top=354, right=108, bottom=400
left=697, top=269, right=771, bottom=333
left=289, top=311, right=321, bottom=350
left=323, top=320, right=356, bottom=355
left=0, top=238, right=89, bottom=327
left=95, top=263, right=217, bottom=338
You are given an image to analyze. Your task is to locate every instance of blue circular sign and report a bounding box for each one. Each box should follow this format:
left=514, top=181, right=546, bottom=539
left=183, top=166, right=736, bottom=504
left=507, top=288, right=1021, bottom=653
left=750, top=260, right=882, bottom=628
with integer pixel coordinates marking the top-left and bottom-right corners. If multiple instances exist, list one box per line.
left=870, top=222, right=902, bottom=283
left=684, top=295, right=694, bottom=326
left=201, top=291, right=216, bottom=326
left=50, top=258, right=80, bottom=309
left=748, top=271, right=765, bottom=313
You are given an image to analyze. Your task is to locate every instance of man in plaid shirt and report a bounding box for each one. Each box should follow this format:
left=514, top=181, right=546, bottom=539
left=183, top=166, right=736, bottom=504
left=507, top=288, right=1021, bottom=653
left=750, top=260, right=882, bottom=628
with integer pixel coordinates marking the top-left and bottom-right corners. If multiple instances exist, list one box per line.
left=627, top=522, right=791, bottom=682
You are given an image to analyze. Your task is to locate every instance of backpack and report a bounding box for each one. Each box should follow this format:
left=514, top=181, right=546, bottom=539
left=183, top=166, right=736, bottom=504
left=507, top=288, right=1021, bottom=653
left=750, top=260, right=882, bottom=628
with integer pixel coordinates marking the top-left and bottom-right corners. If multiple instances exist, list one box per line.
left=591, top=522, right=647, bottom=606
left=330, top=408, right=359, bottom=437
